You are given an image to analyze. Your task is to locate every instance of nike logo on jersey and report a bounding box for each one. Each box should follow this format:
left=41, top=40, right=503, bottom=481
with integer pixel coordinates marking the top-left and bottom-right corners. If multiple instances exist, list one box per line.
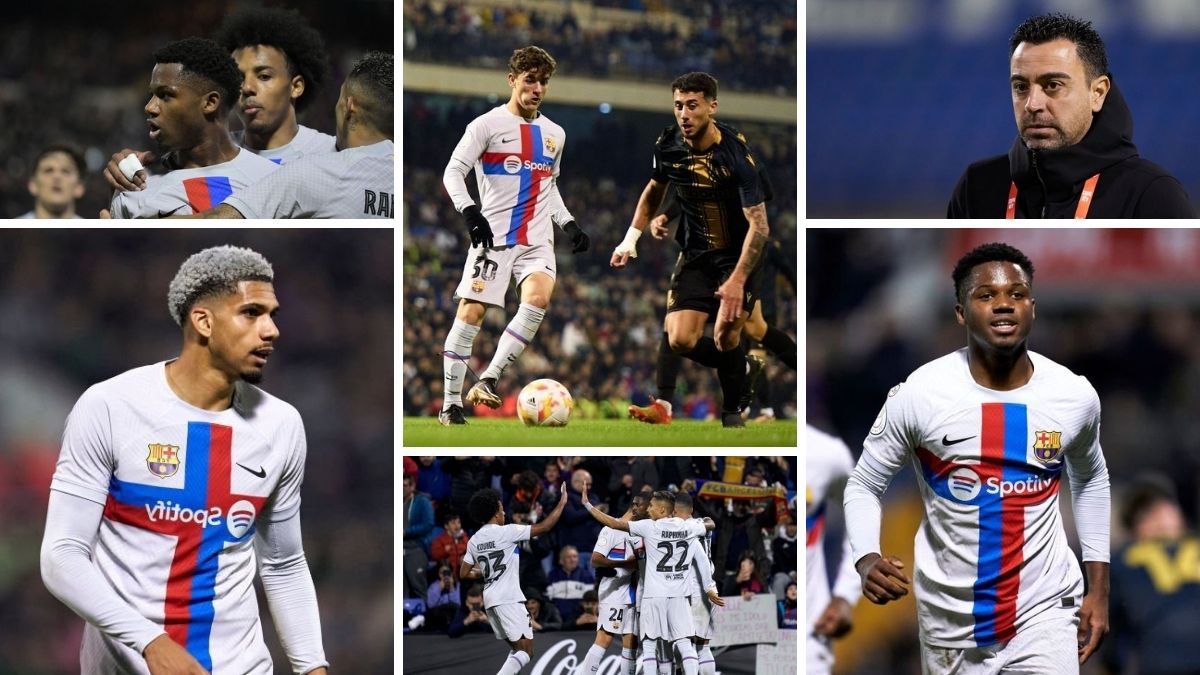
left=236, top=463, right=267, bottom=478
left=942, top=434, right=976, bottom=446
left=158, top=205, right=184, bottom=218
left=501, top=136, right=517, bottom=143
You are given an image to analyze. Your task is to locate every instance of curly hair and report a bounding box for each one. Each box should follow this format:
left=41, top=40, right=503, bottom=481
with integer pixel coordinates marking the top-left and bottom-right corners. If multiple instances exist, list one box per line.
left=347, top=51, right=393, bottom=137
left=154, top=38, right=244, bottom=114
left=168, top=245, right=274, bottom=327
left=468, top=488, right=502, bottom=525
left=508, top=45, right=556, bottom=80
left=1010, top=13, right=1109, bottom=81
left=214, top=7, right=331, bottom=114
left=951, top=242, right=1035, bottom=304
left=671, top=72, right=719, bottom=100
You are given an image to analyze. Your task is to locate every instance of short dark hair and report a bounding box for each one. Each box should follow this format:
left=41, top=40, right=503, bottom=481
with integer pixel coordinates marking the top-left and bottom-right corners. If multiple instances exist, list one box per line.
left=214, top=6, right=331, bottom=114
left=1010, top=13, right=1109, bottom=81
left=153, top=38, right=244, bottom=114
left=442, top=512, right=460, bottom=526
left=347, top=51, right=393, bottom=137
left=32, top=145, right=86, bottom=177
left=1120, top=476, right=1178, bottom=533
left=508, top=45, right=556, bottom=79
left=671, top=72, right=718, bottom=100
left=952, top=242, right=1036, bottom=304
left=466, top=584, right=483, bottom=598
left=651, top=490, right=675, bottom=509
left=673, top=492, right=693, bottom=511
left=582, top=590, right=598, bottom=603
left=517, top=470, right=540, bottom=491
left=468, top=488, right=502, bottom=525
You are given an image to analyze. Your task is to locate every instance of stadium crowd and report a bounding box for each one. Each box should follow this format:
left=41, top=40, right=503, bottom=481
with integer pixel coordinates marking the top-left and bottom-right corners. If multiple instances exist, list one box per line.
left=403, top=94, right=797, bottom=421
left=0, top=230, right=392, bottom=673
left=402, top=456, right=799, bottom=635
left=403, top=0, right=795, bottom=94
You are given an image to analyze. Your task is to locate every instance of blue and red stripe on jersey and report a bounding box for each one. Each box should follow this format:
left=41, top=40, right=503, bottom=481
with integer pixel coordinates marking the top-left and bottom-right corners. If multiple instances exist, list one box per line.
left=103, top=422, right=267, bottom=671
left=914, top=403, right=1062, bottom=646
left=182, top=176, right=234, bottom=212
left=479, top=124, right=555, bottom=246
left=806, top=501, right=826, bottom=548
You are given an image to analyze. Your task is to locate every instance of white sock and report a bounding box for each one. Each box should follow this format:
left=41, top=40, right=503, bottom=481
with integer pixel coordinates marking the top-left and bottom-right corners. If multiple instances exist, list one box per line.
left=481, top=303, right=544, bottom=381
left=442, top=319, right=479, bottom=407
left=497, top=649, right=530, bottom=675
left=619, top=647, right=636, bottom=675
left=579, top=643, right=606, bottom=675
left=697, top=645, right=715, bottom=675
left=641, top=640, right=658, bottom=675
left=676, top=639, right=698, bottom=675
left=657, top=640, right=672, bottom=675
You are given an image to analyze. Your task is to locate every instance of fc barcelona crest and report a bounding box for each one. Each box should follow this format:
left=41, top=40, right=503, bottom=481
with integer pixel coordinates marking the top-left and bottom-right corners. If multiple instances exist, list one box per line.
left=544, top=136, right=557, bottom=154
left=1032, top=430, right=1063, bottom=463
left=146, top=443, right=181, bottom=478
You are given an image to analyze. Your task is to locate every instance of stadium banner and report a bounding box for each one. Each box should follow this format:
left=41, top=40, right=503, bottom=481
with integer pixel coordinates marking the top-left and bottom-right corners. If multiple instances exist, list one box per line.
left=694, top=480, right=788, bottom=513
left=709, top=593, right=779, bottom=648
left=947, top=229, right=1200, bottom=283
left=755, top=629, right=797, bottom=675
left=401, top=631, right=778, bottom=674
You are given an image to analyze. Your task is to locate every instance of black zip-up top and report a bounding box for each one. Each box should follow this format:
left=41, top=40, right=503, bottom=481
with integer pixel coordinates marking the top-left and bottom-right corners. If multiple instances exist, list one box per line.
left=948, top=83, right=1195, bottom=218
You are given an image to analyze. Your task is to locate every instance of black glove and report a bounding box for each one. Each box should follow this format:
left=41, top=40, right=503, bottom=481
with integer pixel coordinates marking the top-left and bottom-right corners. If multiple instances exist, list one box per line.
left=463, top=205, right=493, bottom=248
left=562, top=220, right=589, bottom=253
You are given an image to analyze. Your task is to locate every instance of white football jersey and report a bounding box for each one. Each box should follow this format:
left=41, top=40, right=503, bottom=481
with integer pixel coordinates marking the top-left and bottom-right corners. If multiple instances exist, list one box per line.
left=806, top=425, right=862, bottom=672
left=109, top=148, right=279, bottom=218
left=224, top=140, right=394, bottom=218
left=235, top=124, right=337, bottom=165
left=847, top=348, right=1110, bottom=648
left=49, top=361, right=309, bottom=674
left=464, top=523, right=530, bottom=608
left=443, top=106, right=573, bottom=247
left=594, top=526, right=642, bottom=606
left=628, top=517, right=707, bottom=599
left=681, top=517, right=713, bottom=600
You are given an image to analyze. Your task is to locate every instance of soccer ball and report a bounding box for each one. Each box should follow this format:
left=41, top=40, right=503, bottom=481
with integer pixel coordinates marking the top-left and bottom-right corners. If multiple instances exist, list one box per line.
left=516, top=379, right=573, bottom=427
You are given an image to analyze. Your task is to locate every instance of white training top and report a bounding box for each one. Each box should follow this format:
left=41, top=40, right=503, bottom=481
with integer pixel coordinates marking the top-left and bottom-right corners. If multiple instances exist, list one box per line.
left=235, top=124, right=337, bottom=165
left=464, top=523, right=531, bottom=609
left=594, top=525, right=642, bottom=606
left=443, top=105, right=573, bottom=247
left=628, top=517, right=707, bottom=599
left=109, top=148, right=279, bottom=218
left=806, top=425, right=862, bottom=670
left=47, top=361, right=321, bottom=674
left=843, top=348, right=1111, bottom=648
left=224, top=140, right=394, bottom=219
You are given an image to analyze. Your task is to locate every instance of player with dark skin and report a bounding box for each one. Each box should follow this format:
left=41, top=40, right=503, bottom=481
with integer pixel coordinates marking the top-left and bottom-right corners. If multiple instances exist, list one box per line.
left=231, top=44, right=308, bottom=153
left=144, top=62, right=241, bottom=171
left=459, top=483, right=568, bottom=665
left=855, top=258, right=1109, bottom=665
left=586, top=498, right=647, bottom=655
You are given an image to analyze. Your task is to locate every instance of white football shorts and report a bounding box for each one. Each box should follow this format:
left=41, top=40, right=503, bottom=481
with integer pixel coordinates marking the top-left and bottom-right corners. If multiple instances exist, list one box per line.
left=598, top=597, right=637, bottom=636
left=920, top=604, right=1079, bottom=675
left=486, top=602, right=533, bottom=642
left=639, top=596, right=695, bottom=642
left=688, top=594, right=715, bottom=640
left=454, top=242, right=556, bottom=308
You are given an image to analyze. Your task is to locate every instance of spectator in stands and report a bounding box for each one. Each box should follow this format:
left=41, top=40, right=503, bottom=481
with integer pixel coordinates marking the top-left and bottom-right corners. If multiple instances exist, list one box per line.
left=558, top=469, right=605, bottom=561
left=424, top=562, right=461, bottom=631
left=543, top=459, right=563, bottom=496
left=447, top=584, right=493, bottom=637
left=510, top=501, right=554, bottom=591
left=403, top=473, right=434, bottom=599
left=430, top=512, right=469, bottom=579
left=525, top=586, right=563, bottom=632
left=508, top=469, right=555, bottom=518
left=745, top=467, right=766, bottom=487
left=547, top=544, right=595, bottom=621
left=567, top=590, right=600, bottom=630
left=712, top=496, right=774, bottom=584
left=442, top=456, right=504, bottom=524
left=18, top=145, right=86, bottom=219
left=417, top=456, right=452, bottom=512
left=771, top=514, right=798, bottom=595
left=723, top=551, right=766, bottom=600
left=778, top=581, right=797, bottom=629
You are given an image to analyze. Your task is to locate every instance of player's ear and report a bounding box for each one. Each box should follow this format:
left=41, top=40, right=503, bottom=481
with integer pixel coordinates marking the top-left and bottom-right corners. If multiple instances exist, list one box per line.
left=202, top=91, right=222, bottom=116
left=189, top=306, right=215, bottom=339
left=27, top=177, right=37, bottom=199
left=290, top=75, right=305, bottom=104
left=954, top=302, right=966, bottom=326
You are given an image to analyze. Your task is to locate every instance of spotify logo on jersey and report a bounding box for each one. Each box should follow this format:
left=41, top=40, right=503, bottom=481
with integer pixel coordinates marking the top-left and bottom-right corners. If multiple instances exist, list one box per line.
left=504, top=156, right=522, bottom=174
left=226, top=500, right=256, bottom=539
left=948, top=467, right=982, bottom=501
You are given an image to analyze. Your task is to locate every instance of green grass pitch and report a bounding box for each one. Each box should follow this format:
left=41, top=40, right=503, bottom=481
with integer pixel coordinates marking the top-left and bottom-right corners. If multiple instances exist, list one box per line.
left=403, top=417, right=798, bottom=447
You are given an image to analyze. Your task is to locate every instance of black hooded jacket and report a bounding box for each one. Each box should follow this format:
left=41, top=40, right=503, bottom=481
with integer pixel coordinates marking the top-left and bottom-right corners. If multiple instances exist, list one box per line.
left=948, top=84, right=1195, bottom=218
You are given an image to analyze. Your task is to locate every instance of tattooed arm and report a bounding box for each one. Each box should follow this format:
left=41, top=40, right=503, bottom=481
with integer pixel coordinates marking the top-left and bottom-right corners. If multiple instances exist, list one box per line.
left=714, top=202, right=769, bottom=323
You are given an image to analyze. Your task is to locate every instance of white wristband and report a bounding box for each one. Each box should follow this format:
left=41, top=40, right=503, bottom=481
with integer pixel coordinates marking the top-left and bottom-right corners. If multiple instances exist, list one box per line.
left=613, top=226, right=641, bottom=258
left=118, top=154, right=145, bottom=181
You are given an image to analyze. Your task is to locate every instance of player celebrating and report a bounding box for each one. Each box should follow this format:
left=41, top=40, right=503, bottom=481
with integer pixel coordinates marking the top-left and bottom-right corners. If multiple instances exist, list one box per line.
left=107, top=38, right=279, bottom=218
left=672, top=492, right=721, bottom=675
left=581, top=486, right=722, bottom=675
left=610, top=72, right=771, bottom=428
left=461, top=485, right=568, bottom=675
left=40, top=245, right=327, bottom=674
left=19, top=145, right=86, bottom=219
left=438, top=45, right=589, bottom=425
left=576, top=496, right=649, bottom=675
left=183, top=52, right=394, bottom=219
left=843, top=242, right=1111, bottom=673
left=806, top=425, right=862, bottom=675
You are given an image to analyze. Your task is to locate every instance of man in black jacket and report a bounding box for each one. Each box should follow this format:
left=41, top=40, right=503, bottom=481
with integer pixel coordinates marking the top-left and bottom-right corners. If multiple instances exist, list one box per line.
left=948, top=13, right=1195, bottom=218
